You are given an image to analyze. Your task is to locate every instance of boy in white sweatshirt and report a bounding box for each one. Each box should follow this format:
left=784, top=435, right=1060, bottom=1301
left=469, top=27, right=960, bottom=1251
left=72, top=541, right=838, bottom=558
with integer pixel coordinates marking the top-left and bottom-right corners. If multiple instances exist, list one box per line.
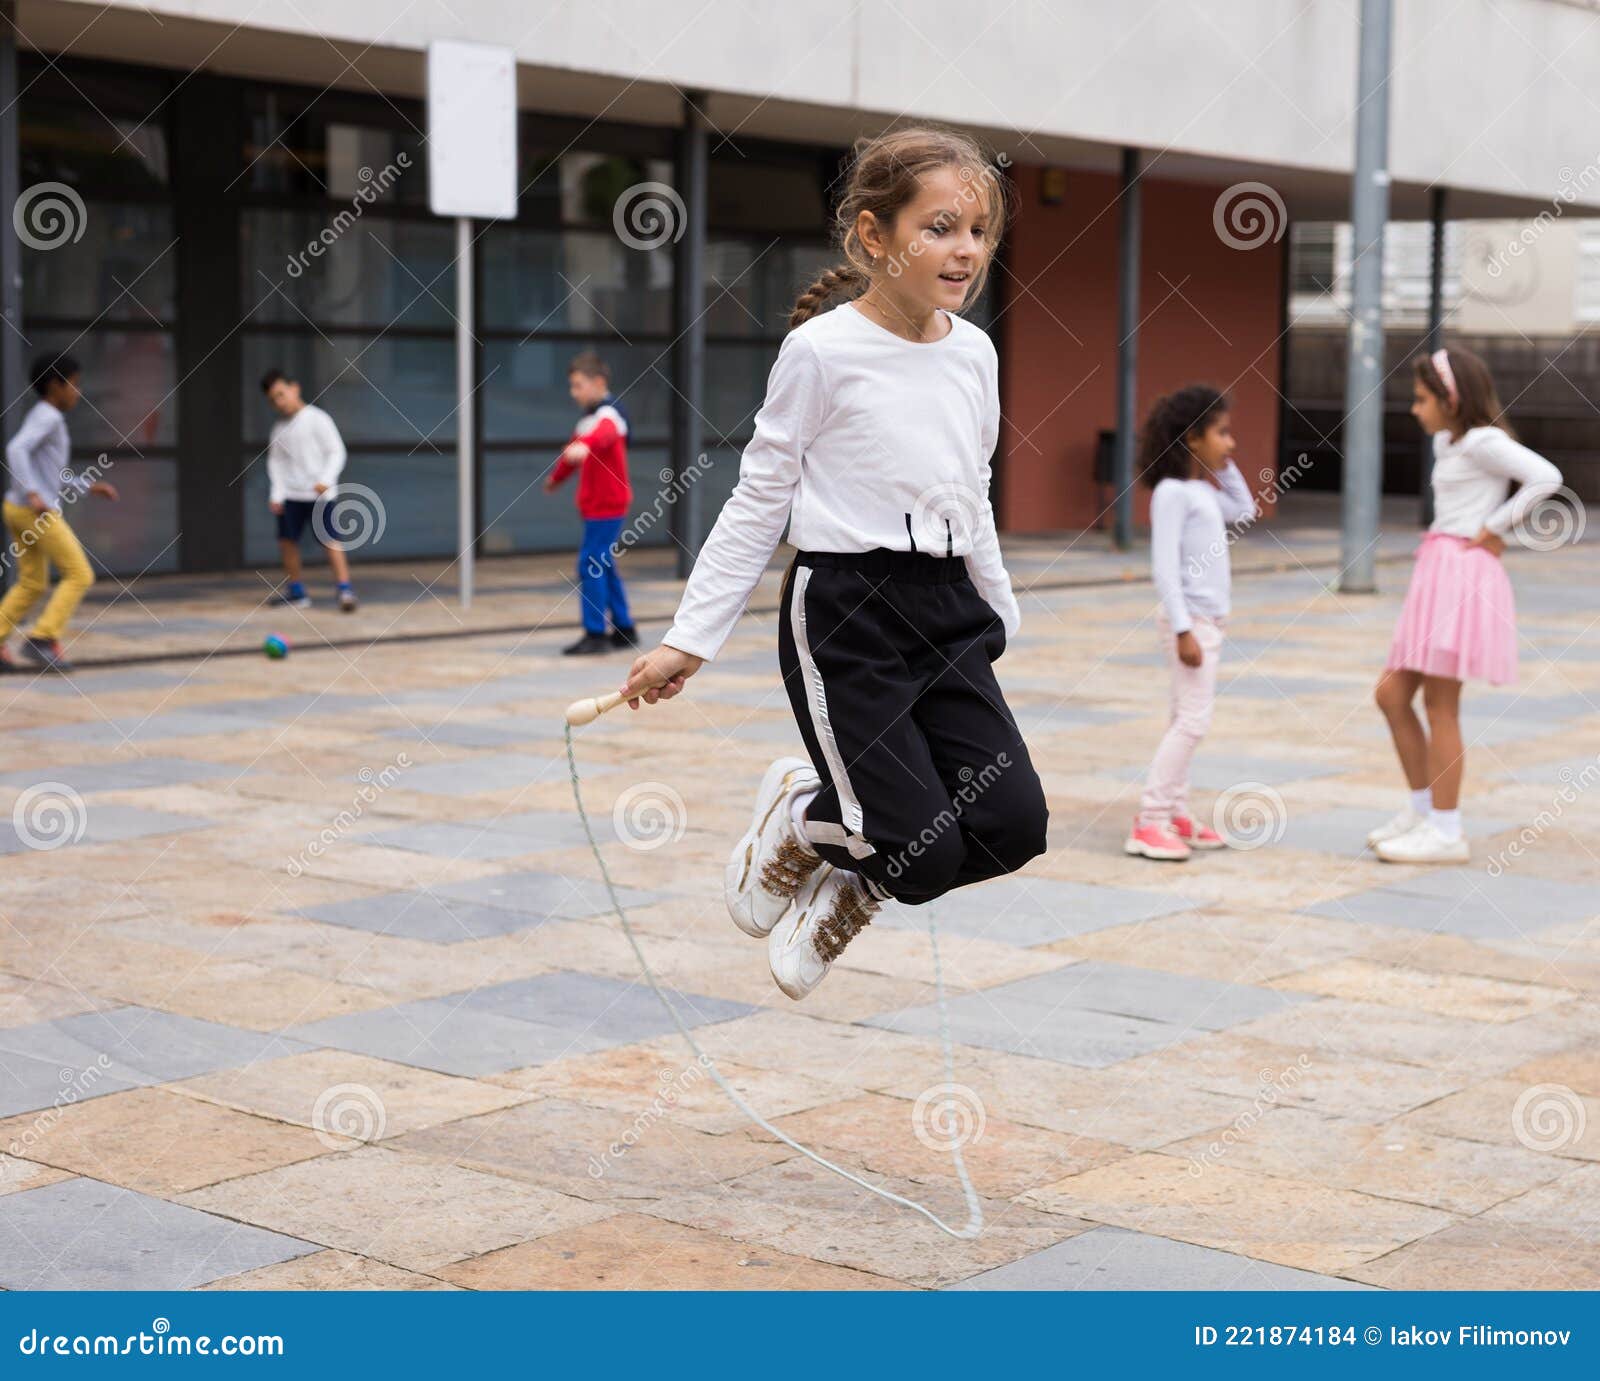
left=261, top=369, right=357, bottom=611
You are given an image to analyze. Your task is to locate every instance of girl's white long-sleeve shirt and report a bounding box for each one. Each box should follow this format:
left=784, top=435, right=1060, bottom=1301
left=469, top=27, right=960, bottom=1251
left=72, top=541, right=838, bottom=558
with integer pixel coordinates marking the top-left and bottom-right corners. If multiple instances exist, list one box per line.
left=663, top=303, right=1020, bottom=662
left=1149, top=463, right=1258, bottom=634
left=1428, top=426, right=1562, bottom=537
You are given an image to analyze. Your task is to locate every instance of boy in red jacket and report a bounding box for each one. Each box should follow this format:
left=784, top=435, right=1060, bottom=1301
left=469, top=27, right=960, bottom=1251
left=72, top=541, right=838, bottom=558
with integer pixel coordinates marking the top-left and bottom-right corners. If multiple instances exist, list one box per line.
left=544, top=352, right=638, bottom=656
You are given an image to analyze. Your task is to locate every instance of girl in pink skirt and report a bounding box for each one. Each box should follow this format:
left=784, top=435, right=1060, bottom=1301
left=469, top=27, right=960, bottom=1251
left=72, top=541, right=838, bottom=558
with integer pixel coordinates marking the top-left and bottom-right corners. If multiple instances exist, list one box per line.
left=1370, top=346, right=1562, bottom=864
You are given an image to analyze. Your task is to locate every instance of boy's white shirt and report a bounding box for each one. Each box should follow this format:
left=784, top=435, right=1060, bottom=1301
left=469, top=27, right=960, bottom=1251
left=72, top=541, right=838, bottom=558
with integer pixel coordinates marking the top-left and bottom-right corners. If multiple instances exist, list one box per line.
left=663, top=303, right=1020, bottom=662
left=267, top=403, right=347, bottom=504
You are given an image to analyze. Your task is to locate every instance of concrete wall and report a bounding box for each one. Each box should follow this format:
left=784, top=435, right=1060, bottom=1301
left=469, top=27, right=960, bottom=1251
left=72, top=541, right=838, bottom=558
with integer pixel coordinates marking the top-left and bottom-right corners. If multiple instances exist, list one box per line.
left=45, top=0, right=1600, bottom=211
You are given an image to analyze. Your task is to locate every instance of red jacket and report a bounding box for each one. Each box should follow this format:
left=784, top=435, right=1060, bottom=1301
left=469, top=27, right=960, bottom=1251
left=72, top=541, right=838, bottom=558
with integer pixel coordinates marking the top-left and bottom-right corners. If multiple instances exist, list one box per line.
left=550, top=397, right=632, bottom=520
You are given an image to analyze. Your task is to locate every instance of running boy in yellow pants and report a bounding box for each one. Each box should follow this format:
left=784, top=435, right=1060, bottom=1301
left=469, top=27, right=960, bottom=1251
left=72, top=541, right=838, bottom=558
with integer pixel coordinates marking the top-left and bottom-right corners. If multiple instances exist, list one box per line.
left=1, top=354, right=119, bottom=672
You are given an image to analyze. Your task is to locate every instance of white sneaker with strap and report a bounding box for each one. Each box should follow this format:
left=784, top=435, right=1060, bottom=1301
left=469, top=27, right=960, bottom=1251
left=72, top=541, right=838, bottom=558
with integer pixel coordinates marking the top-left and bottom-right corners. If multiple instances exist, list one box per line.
left=768, top=865, right=882, bottom=1001
left=1375, top=819, right=1469, bottom=864
left=725, top=756, right=823, bottom=938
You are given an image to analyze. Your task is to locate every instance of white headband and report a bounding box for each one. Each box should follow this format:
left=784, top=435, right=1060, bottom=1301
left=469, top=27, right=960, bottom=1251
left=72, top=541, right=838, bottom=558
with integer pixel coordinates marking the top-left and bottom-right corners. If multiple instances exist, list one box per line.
left=1430, top=348, right=1458, bottom=407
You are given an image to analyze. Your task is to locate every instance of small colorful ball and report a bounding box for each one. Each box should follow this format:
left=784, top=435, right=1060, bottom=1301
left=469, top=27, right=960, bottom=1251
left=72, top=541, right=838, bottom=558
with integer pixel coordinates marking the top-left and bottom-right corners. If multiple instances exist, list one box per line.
left=263, top=634, right=290, bottom=659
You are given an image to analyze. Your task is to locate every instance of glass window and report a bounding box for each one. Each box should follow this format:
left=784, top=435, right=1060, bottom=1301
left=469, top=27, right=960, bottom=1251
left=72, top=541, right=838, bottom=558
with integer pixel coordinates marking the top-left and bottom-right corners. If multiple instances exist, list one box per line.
left=705, top=342, right=779, bottom=440
left=29, top=330, right=176, bottom=452
left=708, top=156, right=827, bottom=233
left=560, top=153, right=675, bottom=229
left=22, top=202, right=177, bottom=324
left=482, top=340, right=671, bottom=444
left=245, top=97, right=425, bottom=205
left=19, top=67, right=171, bottom=195
left=61, top=460, right=179, bottom=575
left=703, top=239, right=833, bottom=337
left=242, top=209, right=456, bottom=329
left=482, top=226, right=673, bottom=334
left=242, top=334, right=458, bottom=446
left=484, top=446, right=671, bottom=556
left=241, top=451, right=458, bottom=564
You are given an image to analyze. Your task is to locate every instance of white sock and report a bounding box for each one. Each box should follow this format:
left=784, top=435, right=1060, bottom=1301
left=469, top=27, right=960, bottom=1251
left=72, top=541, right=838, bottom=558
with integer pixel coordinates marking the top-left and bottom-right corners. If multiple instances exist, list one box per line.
left=1409, top=788, right=1433, bottom=815
left=789, top=788, right=819, bottom=847
left=1429, top=808, right=1462, bottom=842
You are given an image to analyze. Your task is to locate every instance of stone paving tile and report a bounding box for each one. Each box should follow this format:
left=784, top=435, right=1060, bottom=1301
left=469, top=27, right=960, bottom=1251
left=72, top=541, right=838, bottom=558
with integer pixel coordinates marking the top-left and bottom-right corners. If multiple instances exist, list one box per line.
left=873, top=876, right=1195, bottom=946
left=0, top=803, right=211, bottom=855
left=1023, top=1152, right=1456, bottom=1275
left=1048, top=908, right=1384, bottom=983
left=181, top=1144, right=613, bottom=1273
left=643, top=1158, right=1092, bottom=1288
left=393, top=1096, right=794, bottom=1201
left=489, top=1039, right=848, bottom=1135
left=201, top=1249, right=462, bottom=1290
left=168, top=1049, right=537, bottom=1139
left=436, top=1211, right=910, bottom=1290
left=0, top=1086, right=348, bottom=1195
left=1271, top=959, right=1576, bottom=1023
left=0, top=757, right=239, bottom=792
left=286, top=998, right=616, bottom=1078
left=0, top=1007, right=311, bottom=1115
left=1345, top=1218, right=1600, bottom=1290
left=1394, top=1079, right=1600, bottom=1162
left=764, top=1091, right=1129, bottom=1200
left=0, top=975, right=115, bottom=1027
left=0, top=1157, right=74, bottom=1197
left=948, top=1224, right=1375, bottom=1290
left=1303, top=870, right=1600, bottom=939
left=1163, top=1104, right=1568, bottom=1214
left=1120, top=1032, right=1466, bottom=1123
left=0, top=1177, right=318, bottom=1289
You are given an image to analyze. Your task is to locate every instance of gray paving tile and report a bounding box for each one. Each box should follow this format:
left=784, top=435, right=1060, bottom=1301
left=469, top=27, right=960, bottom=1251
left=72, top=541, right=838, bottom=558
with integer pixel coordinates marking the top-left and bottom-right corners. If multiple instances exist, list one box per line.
left=391, top=753, right=576, bottom=796
left=360, top=810, right=615, bottom=860
left=1492, top=753, right=1600, bottom=788
left=21, top=712, right=276, bottom=745
left=0, top=1049, right=141, bottom=1119
left=876, top=876, right=1196, bottom=947
left=1009, top=703, right=1135, bottom=736
left=458, top=972, right=754, bottom=1038
left=0, top=804, right=210, bottom=855
left=1277, top=806, right=1518, bottom=859
left=0, top=757, right=235, bottom=792
left=200, top=692, right=389, bottom=718
left=868, top=994, right=1182, bottom=1066
left=1098, top=752, right=1347, bottom=789
left=979, top=959, right=1309, bottom=1031
left=0, top=1178, right=317, bottom=1289
left=25, top=668, right=202, bottom=695
left=434, top=870, right=666, bottom=919
left=1219, top=674, right=1360, bottom=699
left=0, top=1007, right=312, bottom=1091
left=288, top=997, right=615, bottom=1076
left=948, top=1226, right=1377, bottom=1290
left=381, top=720, right=533, bottom=749
left=1302, top=869, right=1598, bottom=939
left=297, top=893, right=561, bottom=943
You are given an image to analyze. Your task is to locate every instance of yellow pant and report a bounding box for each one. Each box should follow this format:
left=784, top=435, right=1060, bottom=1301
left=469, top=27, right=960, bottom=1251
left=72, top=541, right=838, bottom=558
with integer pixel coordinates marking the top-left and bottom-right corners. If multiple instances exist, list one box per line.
left=1, top=502, right=95, bottom=643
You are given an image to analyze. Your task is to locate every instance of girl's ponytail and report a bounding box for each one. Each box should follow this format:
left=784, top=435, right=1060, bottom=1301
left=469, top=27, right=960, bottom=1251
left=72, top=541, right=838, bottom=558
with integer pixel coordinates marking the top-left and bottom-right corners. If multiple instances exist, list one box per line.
left=789, top=262, right=868, bottom=329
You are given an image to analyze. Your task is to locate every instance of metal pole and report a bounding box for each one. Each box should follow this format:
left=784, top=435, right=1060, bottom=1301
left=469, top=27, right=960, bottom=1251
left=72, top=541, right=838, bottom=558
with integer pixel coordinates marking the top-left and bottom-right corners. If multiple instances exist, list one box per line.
left=1113, top=146, right=1142, bottom=550
left=1338, top=0, right=1394, bottom=593
left=0, top=0, right=23, bottom=567
left=671, top=91, right=709, bottom=578
left=1420, top=184, right=1446, bottom=529
left=457, top=214, right=474, bottom=608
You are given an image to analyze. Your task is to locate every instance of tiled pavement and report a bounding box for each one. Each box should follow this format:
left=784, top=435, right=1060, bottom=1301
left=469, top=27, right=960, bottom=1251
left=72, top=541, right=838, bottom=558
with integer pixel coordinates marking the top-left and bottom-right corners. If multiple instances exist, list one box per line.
left=0, top=505, right=1597, bottom=1290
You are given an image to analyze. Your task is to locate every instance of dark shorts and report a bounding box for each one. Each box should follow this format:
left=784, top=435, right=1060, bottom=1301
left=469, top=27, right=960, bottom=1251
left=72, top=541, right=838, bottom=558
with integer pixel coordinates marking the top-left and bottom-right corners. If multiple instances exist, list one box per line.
left=276, top=498, right=338, bottom=546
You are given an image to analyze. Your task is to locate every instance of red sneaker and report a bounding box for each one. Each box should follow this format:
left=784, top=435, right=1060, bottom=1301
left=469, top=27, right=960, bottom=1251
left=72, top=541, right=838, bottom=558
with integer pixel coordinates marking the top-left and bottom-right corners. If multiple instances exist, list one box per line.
left=1172, top=815, right=1227, bottom=850
left=1123, top=819, right=1191, bottom=861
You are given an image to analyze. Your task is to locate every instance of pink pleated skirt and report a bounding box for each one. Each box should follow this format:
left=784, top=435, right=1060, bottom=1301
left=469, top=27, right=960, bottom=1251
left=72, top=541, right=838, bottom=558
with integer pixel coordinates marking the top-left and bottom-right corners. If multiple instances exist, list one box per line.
left=1385, top=532, right=1518, bottom=685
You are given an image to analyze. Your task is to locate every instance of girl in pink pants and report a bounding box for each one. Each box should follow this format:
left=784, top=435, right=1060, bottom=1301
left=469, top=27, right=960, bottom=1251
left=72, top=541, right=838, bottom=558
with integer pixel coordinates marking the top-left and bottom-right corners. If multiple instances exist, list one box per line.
left=1126, top=386, right=1258, bottom=862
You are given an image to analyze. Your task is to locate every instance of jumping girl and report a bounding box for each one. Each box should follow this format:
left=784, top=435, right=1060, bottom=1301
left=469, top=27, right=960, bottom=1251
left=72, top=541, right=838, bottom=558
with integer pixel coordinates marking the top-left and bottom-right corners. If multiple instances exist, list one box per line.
left=1125, top=386, right=1258, bottom=861
left=618, top=126, right=1048, bottom=1000
left=1370, top=346, right=1562, bottom=864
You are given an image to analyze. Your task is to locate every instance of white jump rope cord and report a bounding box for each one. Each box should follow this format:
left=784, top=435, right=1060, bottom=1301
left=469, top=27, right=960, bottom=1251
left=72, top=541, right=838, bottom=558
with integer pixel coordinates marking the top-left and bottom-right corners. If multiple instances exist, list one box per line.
left=565, top=725, right=984, bottom=1240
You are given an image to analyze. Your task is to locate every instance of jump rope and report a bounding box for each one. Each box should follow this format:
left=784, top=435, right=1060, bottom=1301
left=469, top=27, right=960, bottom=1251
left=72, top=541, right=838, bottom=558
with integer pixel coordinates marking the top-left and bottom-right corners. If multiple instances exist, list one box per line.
left=563, top=687, right=985, bottom=1240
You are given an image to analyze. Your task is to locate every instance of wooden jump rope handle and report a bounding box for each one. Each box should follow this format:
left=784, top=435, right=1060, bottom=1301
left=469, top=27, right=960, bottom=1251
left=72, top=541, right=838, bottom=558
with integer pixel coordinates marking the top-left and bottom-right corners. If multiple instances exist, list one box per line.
left=563, top=689, right=629, bottom=726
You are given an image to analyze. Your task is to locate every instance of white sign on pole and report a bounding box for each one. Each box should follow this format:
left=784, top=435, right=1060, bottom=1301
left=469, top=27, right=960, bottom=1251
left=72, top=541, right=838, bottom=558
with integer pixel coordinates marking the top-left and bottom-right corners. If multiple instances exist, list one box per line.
left=427, top=40, right=518, bottom=219
left=428, top=40, right=517, bottom=608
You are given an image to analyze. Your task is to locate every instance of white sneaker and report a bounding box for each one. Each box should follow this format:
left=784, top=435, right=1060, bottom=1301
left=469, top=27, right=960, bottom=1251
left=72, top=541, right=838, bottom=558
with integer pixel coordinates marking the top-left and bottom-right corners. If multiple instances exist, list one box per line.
left=724, top=756, right=822, bottom=938
left=768, top=865, right=881, bottom=1001
left=1367, top=807, right=1424, bottom=849
left=1375, top=820, right=1469, bottom=865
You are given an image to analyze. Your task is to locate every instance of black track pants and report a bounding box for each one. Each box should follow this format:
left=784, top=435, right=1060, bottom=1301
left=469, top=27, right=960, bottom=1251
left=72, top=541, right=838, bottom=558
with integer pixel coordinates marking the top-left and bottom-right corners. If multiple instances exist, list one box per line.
left=776, top=549, right=1048, bottom=906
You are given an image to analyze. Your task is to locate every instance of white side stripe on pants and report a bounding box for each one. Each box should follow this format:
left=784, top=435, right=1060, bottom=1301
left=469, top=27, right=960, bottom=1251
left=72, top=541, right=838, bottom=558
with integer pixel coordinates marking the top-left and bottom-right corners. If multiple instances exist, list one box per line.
left=789, top=564, right=875, bottom=860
